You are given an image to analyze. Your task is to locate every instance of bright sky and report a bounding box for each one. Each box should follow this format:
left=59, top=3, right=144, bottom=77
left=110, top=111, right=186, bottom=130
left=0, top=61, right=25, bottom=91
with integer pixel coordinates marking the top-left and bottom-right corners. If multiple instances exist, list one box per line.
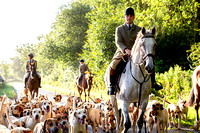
left=0, top=0, right=71, bottom=62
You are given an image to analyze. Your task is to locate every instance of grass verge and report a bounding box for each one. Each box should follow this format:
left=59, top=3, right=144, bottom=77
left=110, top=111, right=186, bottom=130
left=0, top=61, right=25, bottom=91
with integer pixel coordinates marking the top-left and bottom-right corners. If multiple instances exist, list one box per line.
left=0, top=82, right=15, bottom=99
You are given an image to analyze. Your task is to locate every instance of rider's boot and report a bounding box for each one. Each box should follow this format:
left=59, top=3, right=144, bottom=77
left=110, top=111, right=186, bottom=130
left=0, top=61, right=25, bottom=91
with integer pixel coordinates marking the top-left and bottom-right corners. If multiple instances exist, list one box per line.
left=24, top=78, right=28, bottom=88
left=108, top=68, right=116, bottom=95
left=151, top=72, right=163, bottom=91
left=39, top=78, right=42, bottom=88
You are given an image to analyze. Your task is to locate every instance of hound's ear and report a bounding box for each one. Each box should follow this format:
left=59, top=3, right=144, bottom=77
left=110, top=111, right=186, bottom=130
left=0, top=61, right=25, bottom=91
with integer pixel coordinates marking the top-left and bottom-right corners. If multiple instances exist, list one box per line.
left=142, top=27, right=146, bottom=35
left=151, top=27, right=156, bottom=35
left=42, top=110, right=45, bottom=115
left=38, top=101, right=43, bottom=109
left=149, top=113, right=152, bottom=117
left=29, top=110, right=32, bottom=117
left=46, top=94, right=48, bottom=100
left=160, top=105, right=164, bottom=110
left=43, top=119, right=48, bottom=132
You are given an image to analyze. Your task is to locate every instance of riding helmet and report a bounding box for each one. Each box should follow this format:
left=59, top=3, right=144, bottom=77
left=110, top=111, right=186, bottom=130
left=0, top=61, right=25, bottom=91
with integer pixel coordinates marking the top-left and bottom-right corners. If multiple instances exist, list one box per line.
left=80, top=59, right=84, bottom=62
left=28, top=53, right=34, bottom=58
left=125, top=7, right=135, bottom=16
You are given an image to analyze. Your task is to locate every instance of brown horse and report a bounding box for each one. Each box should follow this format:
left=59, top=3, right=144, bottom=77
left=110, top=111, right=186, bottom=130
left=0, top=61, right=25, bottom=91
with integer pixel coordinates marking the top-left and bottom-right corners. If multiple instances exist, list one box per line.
left=27, top=61, right=39, bottom=99
left=76, top=71, right=93, bottom=102
left=187, top=65, right=200, bottom=131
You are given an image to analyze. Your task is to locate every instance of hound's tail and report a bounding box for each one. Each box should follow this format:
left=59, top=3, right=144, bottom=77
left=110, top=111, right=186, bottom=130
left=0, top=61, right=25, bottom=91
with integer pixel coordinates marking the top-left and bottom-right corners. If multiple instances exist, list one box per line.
left=0, top=94, right=7, bottom=124
left=186, top=87, right=194, bottom=107
left=5, top=100, right=18, bottom=129
left=73, top=96, right=76, bottom=111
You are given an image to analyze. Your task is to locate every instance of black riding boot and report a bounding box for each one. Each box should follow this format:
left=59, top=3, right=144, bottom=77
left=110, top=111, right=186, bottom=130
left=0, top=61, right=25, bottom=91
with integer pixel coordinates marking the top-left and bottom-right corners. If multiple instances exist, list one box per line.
left=39, top=78, right=42, bottom=88
left=108, top=68, right=116, bottom=95
left=24, top=78, right=28, bottom=88
left=151, top=72, right=163, bottom=91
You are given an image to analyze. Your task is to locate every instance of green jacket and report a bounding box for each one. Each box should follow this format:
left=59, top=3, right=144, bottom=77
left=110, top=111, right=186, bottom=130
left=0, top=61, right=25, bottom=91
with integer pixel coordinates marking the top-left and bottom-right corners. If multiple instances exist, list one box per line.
left=114, top=23, right=141, bottom=59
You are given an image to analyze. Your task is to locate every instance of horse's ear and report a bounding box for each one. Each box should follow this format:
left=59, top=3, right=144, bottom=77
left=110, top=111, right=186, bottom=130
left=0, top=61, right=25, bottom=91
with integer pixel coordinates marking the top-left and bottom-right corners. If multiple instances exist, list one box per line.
left=151, top=27, right=156, bottom=35
left=142, top=27, right=146, bottom=35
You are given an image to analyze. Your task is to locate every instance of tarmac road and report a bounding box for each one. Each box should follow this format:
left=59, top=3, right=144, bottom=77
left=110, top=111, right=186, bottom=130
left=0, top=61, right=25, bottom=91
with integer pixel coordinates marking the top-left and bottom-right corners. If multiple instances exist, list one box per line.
left=12, top=83, right=198, bottom=133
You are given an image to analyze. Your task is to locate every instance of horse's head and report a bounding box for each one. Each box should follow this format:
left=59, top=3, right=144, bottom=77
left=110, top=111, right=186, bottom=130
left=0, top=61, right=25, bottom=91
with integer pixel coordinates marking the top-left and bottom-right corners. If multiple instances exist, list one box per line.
left=139, top=27, right=156, bottom=74
left=85, top=71, right=93, bottom=85
left=29, top=62, right=37, bottom=78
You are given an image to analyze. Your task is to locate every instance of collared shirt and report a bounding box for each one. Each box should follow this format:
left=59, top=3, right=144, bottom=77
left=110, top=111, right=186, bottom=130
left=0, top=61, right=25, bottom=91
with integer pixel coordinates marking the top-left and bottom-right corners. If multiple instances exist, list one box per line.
left=125, top=23, right=133, bottom=29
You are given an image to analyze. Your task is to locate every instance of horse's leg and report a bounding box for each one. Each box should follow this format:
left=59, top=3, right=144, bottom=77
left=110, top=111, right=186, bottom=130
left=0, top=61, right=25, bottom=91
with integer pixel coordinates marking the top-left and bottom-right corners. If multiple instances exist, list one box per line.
left=137, top=99, right=148, bottom=133
left=87, top=88, right=91, bottom=102
left=84, top=89, right=86, bottom=102
left=110, top=95, right=120, bottom=132
left=77, top=87, right=82, bottom=100
left=36, top=88, right=39, bottom=98
left=121, top=101, right=131, bottom=133
left=32, top=89, right=35, bottom=99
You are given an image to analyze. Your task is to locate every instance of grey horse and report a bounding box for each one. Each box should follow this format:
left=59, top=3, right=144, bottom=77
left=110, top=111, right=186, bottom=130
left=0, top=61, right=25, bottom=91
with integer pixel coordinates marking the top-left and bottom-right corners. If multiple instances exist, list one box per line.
left=105, top=27, right=156, bottom=133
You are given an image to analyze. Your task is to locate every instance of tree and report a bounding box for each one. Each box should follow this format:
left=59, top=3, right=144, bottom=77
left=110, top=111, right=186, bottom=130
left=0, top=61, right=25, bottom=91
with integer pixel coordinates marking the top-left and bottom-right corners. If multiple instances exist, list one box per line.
left=41, top=2, right=91, bottom=67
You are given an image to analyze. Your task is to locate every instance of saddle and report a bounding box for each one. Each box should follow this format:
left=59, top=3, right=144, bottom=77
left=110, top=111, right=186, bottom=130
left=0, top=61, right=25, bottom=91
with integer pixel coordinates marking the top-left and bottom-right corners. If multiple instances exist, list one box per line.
left=114, top=55, right=129, bottom=92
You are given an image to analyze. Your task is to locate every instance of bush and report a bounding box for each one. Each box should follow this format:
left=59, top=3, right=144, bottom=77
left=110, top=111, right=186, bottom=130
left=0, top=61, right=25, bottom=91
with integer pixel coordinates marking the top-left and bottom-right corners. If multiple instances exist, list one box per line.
left=156, top=65, right=193, bottom=103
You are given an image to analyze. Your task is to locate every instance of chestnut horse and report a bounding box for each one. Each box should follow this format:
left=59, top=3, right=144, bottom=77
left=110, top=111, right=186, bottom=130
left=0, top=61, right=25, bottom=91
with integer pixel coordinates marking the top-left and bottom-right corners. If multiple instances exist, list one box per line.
left=187, top=65, right=200, bottom=131
left=27, top=61, right=39, bottom=99
left=76, top=71, right=93, bottom=102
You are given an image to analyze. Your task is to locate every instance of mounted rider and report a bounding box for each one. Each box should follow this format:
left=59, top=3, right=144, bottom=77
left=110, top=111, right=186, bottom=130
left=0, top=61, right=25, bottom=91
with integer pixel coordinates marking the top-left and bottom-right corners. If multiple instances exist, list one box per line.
left=78, top=59, right=89, bottom=83
left=24, top=53, right=41, bottom=88
left=107, top=7, right=163, bottom=95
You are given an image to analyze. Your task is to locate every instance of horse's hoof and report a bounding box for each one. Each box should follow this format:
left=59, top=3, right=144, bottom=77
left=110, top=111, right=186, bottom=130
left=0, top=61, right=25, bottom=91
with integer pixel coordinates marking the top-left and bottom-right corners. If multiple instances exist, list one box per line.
left=194, top=123, right=199, bottom=131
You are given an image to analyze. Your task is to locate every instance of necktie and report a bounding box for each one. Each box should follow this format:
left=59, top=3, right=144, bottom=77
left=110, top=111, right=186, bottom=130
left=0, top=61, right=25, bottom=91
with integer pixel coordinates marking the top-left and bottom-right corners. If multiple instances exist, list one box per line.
left=128, top=25, right=131, bottom=30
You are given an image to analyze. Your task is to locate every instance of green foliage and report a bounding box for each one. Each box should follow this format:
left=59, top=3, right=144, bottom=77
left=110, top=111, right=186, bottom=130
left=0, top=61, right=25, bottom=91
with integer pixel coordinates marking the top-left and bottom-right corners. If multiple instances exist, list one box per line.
left=80, top=0, right=128, bottom=89
left=187, top=42, right=200, bottom=68
left=132, top=0, right=199, bottom=72
left=0, top=83, right=15, bottom=99
left=41, top=2, right=91, bottom=67
left=156, top=65, right=193, bottom=102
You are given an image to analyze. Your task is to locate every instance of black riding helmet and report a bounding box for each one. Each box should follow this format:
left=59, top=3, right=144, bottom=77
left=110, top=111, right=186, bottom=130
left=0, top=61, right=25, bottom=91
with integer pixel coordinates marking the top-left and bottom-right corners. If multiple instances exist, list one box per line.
left=28, top=53, right=34, bottom=58
left=80, top=59, right=84, bottom=62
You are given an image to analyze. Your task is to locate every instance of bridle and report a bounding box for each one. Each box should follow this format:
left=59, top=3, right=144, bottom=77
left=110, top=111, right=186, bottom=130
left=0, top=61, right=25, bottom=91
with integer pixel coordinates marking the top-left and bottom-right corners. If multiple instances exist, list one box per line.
left=129, top=34, right=156, bottom=107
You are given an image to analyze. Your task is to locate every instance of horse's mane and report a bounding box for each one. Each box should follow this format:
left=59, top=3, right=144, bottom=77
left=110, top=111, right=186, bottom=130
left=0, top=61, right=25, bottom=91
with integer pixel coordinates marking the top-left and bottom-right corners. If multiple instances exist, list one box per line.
left=131, top=29, right=154, bottom=54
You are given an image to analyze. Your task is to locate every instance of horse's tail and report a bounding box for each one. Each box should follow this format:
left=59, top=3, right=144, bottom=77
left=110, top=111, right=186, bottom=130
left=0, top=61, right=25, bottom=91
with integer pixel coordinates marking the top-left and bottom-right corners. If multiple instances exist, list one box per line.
left=186, top=87, right=194, bottom=107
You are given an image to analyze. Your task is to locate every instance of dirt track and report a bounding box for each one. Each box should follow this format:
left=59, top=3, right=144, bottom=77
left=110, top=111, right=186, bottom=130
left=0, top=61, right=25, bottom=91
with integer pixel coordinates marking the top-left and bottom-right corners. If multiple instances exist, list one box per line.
left=12, top=83, right=198, bottom=133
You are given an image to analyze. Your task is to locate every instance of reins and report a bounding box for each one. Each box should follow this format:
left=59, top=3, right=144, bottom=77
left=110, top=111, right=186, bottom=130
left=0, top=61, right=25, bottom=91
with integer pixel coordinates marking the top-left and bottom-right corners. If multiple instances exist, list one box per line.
left=129, top=58, right=151, bottom=107
left=128, top=34, right=155, bottom=108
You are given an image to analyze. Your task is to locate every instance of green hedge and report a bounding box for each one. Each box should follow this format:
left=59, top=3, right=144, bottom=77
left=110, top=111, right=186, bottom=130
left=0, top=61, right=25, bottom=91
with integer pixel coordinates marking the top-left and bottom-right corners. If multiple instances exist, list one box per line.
left=156, top=65, right=193, bottom=103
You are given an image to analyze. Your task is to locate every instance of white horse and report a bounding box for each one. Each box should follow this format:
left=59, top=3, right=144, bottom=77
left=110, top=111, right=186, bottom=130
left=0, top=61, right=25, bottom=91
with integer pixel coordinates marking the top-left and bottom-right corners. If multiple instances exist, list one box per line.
left=105, top=27, right=156, bottom=133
